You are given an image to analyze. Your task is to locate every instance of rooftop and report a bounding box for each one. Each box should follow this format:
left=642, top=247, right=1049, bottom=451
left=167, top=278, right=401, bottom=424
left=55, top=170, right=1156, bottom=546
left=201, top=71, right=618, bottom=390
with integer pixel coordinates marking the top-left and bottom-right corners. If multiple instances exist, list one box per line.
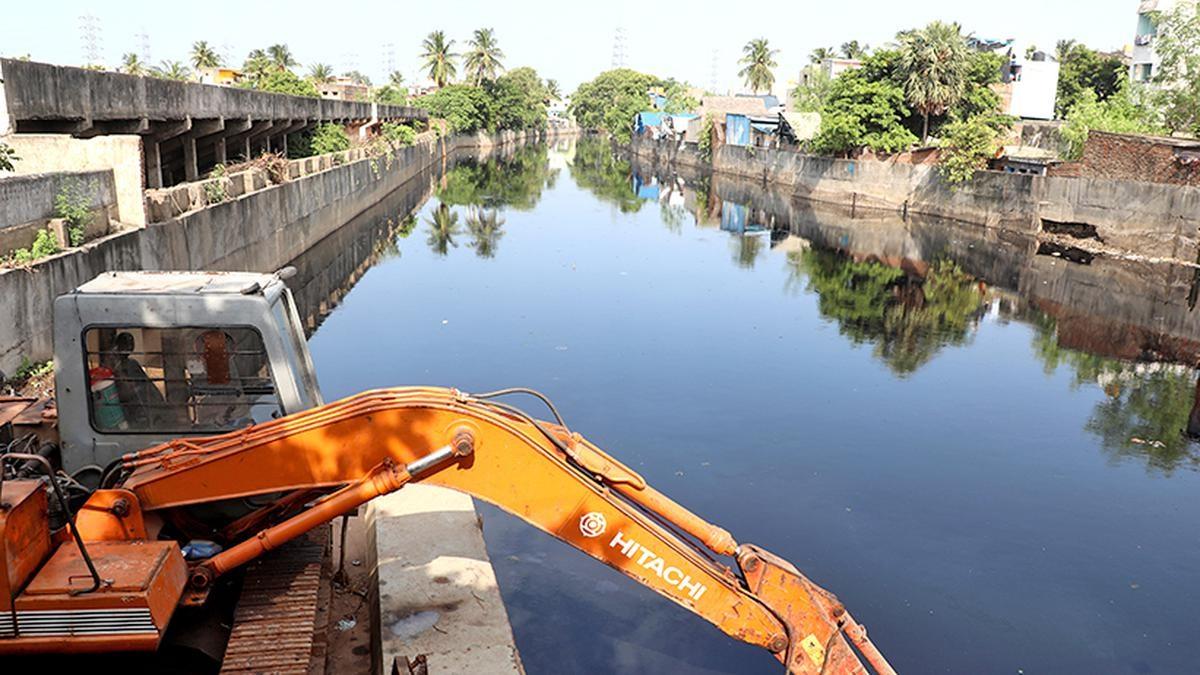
left=73, top=271, right=280, bottom=295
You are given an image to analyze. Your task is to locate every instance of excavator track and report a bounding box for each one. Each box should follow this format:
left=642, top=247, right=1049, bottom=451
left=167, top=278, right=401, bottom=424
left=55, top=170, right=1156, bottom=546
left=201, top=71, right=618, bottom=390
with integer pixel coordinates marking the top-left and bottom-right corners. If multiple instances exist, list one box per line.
left=220, top=526, right=332, bottom=675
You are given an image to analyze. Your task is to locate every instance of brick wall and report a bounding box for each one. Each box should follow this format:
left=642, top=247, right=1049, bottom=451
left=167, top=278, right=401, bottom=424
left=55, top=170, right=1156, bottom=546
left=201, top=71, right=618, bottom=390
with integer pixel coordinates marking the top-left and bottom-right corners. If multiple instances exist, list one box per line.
left=1053, top=131, right=1200, bottom=187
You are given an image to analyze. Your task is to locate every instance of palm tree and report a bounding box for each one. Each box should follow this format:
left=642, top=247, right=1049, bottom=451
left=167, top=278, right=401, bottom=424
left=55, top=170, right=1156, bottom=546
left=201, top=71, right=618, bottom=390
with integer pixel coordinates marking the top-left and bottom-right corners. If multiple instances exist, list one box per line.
left=308, top=63, right=334, bottom=84
left=120, top=53, right=147, bottom=76
left=243, top=49, right=272, bottom=82
left=343, top=70, right=372, bottom=86
left=464, top=28, right=504, bottom=85
left=156, top=61, right=192, bottom=82
left=808, top=47, right=835, bottom=64
left=1055, top=39, right=1078, bottom=62
left=839, top=41, right=868, bottom=59
left=545, top=79, right=561, bottom=100
left=426, top=203, right=462, bottom=255
left=190, top=41, right=221, bottom=70
left=465, top=207, right=505, bottom=258
left=738, top=38, right=778, bottom=94
left=266, top=44, right=298, bottom=72
left=897, top=21, right=970, bottom=143
left=421, top=31, right=458, bottom=88
left=388, top=70, right=405, bottom=87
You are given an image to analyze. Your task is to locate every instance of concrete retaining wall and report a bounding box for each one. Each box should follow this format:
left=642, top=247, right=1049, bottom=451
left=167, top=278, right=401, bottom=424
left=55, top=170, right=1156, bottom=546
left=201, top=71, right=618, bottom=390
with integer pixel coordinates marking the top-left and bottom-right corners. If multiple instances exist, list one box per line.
left=2, top=134, right=146, bottom=225
left=0, top=170, right=117, bottom=255
left=631, top=137, right=1200, bottom=260
left=0, top=127, right=574, bottom=376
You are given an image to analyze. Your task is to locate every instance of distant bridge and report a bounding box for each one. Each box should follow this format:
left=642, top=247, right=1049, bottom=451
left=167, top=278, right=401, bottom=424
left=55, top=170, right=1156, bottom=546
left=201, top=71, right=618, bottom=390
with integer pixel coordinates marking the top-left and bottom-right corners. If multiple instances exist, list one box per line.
left=0, top=59, right=427, bottom=187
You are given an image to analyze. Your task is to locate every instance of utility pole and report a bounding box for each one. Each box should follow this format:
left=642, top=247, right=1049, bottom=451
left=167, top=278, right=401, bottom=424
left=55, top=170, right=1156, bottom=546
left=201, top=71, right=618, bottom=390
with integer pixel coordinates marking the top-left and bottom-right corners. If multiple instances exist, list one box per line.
left=79, top=14, right=103, bottom=67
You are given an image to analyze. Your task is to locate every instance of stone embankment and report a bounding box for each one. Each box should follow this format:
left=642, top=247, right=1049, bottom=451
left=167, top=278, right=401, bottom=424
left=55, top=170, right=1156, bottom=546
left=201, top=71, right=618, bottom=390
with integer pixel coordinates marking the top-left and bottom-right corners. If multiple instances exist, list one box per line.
left=631, top=136, right=1200, bottom=265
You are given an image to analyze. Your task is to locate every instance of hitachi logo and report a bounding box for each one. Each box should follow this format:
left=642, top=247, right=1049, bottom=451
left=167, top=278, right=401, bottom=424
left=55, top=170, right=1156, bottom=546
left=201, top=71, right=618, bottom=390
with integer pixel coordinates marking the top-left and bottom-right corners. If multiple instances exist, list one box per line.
left=609, top=530, right=707, bottom=601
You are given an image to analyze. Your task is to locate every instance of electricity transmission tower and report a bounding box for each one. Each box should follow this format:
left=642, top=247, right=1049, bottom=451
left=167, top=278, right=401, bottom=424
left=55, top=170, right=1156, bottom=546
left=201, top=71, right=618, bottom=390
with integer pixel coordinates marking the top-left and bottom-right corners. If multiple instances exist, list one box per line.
left=611, top=27, right=627, bottom=69
left=79, top=14, right=103, bottom=66
left=136, top=29, right=151, bottom=65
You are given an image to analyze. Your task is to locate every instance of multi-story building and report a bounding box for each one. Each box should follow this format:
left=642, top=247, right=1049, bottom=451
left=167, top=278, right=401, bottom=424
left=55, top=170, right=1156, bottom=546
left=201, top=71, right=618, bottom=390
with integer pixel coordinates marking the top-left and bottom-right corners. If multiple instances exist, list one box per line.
left=1131, top=0, right=1182, bottom=84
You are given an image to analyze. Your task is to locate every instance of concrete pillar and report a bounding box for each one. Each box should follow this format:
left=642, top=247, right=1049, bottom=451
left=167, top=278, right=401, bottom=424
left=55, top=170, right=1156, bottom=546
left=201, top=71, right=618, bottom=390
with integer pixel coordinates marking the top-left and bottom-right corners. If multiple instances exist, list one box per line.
left=183, top=136, right=198, bottom=182
left=281, top=133, right=288, bottom=157
left=144, top=139, right=163, bottom=189
left=214, top=137, right=227, bottom=165
left=241, top=136, right=251, bottom=161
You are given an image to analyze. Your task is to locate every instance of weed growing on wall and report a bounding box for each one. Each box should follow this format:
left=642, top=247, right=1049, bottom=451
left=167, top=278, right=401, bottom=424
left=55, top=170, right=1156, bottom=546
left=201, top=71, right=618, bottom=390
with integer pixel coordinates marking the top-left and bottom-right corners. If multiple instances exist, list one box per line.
left=8, top=227, right=62, bottom=265
left=0, top=143, right=18, bottom=171
left=54, top=179, right=95, bottom=246
left=204, top=164, right=230, bottom=204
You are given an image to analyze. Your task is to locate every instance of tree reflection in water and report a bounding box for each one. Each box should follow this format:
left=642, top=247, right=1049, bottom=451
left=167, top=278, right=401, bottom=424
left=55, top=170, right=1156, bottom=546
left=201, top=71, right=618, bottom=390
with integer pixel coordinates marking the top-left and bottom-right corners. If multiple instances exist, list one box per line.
left=1031, top=313, right=1200, bottom=474
left=425, top=203, right=462, bottom=256
left=788, top=249, right=986, bottom=375
left=569, top=136, right=644, bottom=213
left=465, top=207, right=506, bottom=259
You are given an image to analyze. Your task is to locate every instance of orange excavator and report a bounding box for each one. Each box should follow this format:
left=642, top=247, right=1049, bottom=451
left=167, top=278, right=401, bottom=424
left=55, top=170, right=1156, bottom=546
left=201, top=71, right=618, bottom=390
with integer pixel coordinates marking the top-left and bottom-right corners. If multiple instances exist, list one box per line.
left=0, top=272, right=894, bottom=674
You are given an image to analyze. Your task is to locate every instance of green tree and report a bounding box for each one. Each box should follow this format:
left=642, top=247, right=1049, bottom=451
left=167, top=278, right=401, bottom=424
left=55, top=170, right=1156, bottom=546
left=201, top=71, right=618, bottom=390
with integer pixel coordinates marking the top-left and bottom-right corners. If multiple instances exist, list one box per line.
left=791, top=66, right=832, bottom=112
left=120, top=53, right=147, bottom=76
left=568, top=136, right=643, bottom=212
left=545, top=79, right=561, bottom=100
left=267, top=44, right=298, bottom=72
left=569, top=69, right=658, bottom=142
left=308, top=63, right=334, bottom=84
left=1055, top=39, right=1078, bottom=62
left=464, top=28, right=505, bottom=85
left=809, top=47, right=835, bottom=64
left=155, top=61, right=192, bottom=82
left=488, top=67, right=549, bottom=130
left=426, top=203, right=462, bottom=255
left=255, top=69, right=320, bottom=97
left=0, top=143, right=18, bottom=172
left=421, top=30, right=458, bottom=88
left=243, top=50, right=273, bottom=83
left=840, top=41, right=869, bottom=59
left=738, top=38, right=778, bottom=94
left=1060, top=85, right=1163, bottom=159
left=190, top=41, right=221, bottom=70
left=659, top=79, right=699, bottom=113
left=389, top=70, right=405, bottom=87
left=416, top=85, right=493, bottom=132
left=1151, top=4, right=1200, bottom=134
left=811, top=56, right=918, bottom=155
left=309, top=123, right=350, bottom=154
left=438, top=144, right=554, bottom=210
left=374, top=85, right=409, bottom=104
left=897, top=21, right=971, bottom=143
left=936, top=115, right=1004, bottom=185
left=343, top=70, right=372, bottom=86
left=1055, top=43, right=1126, bottom=118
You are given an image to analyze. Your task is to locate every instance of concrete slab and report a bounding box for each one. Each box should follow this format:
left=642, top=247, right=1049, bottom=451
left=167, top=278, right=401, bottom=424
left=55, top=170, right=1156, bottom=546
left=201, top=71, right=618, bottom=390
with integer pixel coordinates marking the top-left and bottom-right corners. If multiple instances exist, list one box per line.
left=376, top=485, right=522, bottom=675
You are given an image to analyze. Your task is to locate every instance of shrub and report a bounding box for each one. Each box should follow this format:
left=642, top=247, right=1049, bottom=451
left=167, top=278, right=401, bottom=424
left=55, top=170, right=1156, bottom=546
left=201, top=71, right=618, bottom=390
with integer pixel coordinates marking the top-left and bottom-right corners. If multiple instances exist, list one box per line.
left=1060, top=87, right=1163, bottom=160
left=204, top=164, right=229, bottom=204
left=54, top=179, right=95, bottom=247
left=310, top=124, right=351, bottom=155
left=381, top=122, right=416, bottom=147
left=937, top=116, right=1003, bottom=185
left=697, top=114, right=714, bottom=162
left=416, top=85, right=495, bottom=133
left=0, top=143, right=18, bottom=171
left=9, top=227, right=61, bottom=265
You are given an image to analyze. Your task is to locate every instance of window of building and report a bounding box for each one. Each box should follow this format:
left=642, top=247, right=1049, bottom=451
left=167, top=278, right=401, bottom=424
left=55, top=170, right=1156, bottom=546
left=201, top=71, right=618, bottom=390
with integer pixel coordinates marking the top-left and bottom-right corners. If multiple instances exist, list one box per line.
left=1136, top=12, right=1157, bottom=39
left=84, top=326, right=282, bottom=434
left=1134, top=63, right=1154, bottom=82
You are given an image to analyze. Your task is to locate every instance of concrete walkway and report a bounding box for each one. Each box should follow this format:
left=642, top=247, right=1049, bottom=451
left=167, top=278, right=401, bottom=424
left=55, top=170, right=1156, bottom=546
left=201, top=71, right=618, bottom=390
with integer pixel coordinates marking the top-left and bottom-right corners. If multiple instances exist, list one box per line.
left=375, top=485, right=523, bottom=674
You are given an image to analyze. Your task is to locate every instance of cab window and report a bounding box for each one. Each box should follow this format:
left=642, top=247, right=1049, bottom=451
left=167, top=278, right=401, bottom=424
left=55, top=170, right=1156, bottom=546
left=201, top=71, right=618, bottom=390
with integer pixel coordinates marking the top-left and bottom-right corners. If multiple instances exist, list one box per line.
left=84, top=326, right=282, bottom=433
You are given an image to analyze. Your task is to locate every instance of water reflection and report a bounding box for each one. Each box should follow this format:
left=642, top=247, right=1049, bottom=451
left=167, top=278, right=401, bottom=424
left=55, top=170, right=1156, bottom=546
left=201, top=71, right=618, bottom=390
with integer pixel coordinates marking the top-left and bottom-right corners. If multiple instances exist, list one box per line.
left=425, top=202, right=463, bottom=256
left=465, top=207, right=506, bottom=259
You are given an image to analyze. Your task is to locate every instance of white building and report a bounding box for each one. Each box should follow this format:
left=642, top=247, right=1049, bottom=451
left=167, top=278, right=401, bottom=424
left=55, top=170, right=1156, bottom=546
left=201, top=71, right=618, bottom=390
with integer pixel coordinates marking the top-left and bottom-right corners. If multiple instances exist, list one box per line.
left=1003, top=56, right=1060, bottom=120
left=1130, top=0, right=1197, bottom=85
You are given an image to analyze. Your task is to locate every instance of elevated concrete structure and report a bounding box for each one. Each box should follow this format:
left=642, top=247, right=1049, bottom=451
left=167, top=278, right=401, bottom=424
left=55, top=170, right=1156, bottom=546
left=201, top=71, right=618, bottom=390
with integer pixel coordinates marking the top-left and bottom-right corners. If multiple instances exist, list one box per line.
left=0, top=59, right=426, bottom=188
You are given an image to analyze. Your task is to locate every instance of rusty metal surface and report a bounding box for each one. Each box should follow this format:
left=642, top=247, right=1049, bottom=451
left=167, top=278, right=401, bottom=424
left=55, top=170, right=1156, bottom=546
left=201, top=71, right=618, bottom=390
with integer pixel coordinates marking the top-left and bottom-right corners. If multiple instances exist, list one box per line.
left=219, top=525, right=331, bottom=675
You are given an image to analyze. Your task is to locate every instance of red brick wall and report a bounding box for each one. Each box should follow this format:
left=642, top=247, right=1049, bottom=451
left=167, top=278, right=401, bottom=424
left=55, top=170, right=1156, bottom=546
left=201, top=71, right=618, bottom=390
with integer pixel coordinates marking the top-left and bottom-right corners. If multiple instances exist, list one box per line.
left=1051, top=131, right=1200, bottom=186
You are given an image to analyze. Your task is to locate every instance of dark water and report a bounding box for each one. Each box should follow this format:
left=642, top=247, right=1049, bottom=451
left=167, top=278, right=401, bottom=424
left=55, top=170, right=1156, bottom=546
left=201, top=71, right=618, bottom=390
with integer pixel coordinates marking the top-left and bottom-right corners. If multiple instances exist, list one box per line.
left=296, top=137, right=1200, bottom=675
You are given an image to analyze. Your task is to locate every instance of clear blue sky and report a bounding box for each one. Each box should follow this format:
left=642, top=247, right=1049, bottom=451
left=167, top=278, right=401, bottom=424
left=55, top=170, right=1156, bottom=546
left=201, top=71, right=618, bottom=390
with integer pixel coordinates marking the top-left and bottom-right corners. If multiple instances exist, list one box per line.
left=3, top=0, right=1140, bottom=93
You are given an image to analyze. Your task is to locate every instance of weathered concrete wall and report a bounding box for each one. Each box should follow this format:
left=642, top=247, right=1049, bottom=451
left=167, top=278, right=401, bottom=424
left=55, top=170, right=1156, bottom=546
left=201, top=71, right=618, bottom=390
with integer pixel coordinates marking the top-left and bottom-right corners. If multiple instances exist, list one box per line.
left=631, top=136, right=1200, bottom=261
left=0, top=127, right=574, bottom=375
left=0, top=170, right=116, bottom=254
left=0, top=59, right=424, bottom=130
left=2, top=133, right=146, bottom=225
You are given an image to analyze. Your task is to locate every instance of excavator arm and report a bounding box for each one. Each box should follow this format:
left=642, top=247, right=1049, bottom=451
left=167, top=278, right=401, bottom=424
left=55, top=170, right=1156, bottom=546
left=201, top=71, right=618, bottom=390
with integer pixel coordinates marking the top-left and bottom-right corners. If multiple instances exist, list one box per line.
left=15, top=387, right=895, bottom=673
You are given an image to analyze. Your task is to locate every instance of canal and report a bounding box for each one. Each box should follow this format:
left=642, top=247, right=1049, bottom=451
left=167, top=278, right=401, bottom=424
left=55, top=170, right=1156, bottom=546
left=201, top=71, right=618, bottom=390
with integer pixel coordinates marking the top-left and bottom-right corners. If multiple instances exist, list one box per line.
left=291, top=136, right=1200, bottom=674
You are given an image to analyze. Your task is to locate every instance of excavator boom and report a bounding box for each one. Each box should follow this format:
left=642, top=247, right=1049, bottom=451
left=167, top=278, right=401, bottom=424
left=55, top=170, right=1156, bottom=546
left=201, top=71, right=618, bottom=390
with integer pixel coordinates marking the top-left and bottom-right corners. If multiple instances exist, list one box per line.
left=2, top=387, right=894, bottom=674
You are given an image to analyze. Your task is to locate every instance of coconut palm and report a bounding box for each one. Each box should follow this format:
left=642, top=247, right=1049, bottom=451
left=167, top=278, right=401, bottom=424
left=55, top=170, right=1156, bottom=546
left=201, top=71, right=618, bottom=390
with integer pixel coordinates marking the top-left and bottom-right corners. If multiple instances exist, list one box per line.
left=343, top=70, right=372, bottom=86
left=1055, top=39, right=1078, bottom=62
left=897, top=21, right=971, bottom=143
left=839, top=41, right=868, bottom=59
left=190, top=41, right=221, bottom=70
left=426, top=203, right=462, bottom=255
left=465, top=207, right=505, bottom=258
left=464, top=28, right=504, bottom=85
left=388, top=70, right=405, bottom=87
left=808, top=47, right=835, bottom=65
left=266, top=44, right=298, bottom=72
left=120, top=53, right=147, bottom=76
left=545, top=78, right=561, bottom=100
left=738, top=38, right=778, bottom=94
left=308, top=63, right=334, bottom=84
left=243, top=49, right=272, bottom=82
left=156, top=60, right=192, bottom=82
left=420, top=31, right=458, bottom=88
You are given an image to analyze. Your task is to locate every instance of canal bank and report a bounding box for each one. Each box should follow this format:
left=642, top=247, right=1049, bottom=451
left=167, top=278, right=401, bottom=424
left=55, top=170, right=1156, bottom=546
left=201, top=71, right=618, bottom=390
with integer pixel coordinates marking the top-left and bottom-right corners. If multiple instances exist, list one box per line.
left=0, top=127, right=576, bottom=376
left=629, top=135, right=1200, bottom=265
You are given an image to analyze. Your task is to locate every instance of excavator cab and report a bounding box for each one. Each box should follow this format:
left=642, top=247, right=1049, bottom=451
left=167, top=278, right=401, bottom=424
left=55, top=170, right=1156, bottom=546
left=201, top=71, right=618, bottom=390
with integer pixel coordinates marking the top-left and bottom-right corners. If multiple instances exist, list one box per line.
left=52, top=270, right=323, bottom=474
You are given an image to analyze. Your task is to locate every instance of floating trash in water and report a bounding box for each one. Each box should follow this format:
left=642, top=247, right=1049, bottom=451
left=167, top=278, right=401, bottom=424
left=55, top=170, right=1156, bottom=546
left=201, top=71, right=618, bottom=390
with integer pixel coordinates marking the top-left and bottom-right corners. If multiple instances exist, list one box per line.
left=390, top=610, right=441, bottom=639
left=336, top=617, right=357, bottom=632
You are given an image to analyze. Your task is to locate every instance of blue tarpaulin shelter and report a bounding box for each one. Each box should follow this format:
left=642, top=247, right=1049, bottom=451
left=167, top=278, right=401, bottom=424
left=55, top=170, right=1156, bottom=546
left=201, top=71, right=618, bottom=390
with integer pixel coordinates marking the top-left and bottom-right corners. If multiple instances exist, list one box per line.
left=725, top=114, right=751, bottom=146
left=635, top=111, right=666, bottom=135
